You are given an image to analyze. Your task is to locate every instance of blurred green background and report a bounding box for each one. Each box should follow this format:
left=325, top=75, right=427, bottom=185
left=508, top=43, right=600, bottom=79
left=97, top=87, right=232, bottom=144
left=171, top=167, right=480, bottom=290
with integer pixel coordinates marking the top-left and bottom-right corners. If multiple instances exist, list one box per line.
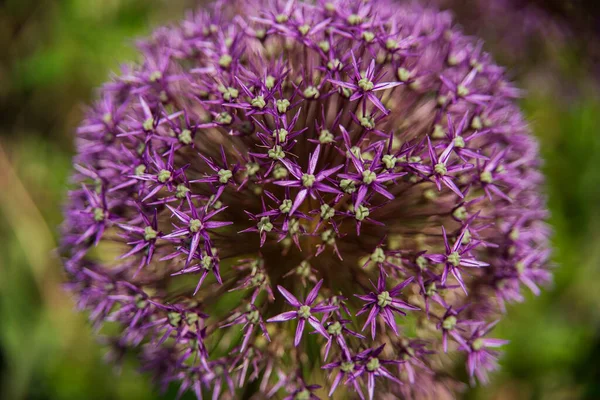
left=0, top=0, right=599, bottom=399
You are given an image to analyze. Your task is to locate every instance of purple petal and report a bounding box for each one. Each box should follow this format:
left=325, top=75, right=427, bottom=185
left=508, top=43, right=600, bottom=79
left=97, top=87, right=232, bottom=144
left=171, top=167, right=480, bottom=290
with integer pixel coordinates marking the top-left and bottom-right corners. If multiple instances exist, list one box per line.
left=186, top=233, right=201, bottom=266
left=308, top=145, right=321, bottom=174
left=308, top=316, right=328, bottom=338
left=266, top=311, right=298, bottom=323
left=166, top=204, right=190, bottom=223
left=273, top=180, right=301, bottom=187
left=367, top=93, right=388, bottom=114
left=389, top=277, right=414, bottom=295
left=204, top=221, right=234, bottom=229
left=451, top=267, right=468, bottom=295
left=367, top=373, right=375, bottom=400
left=460, top=258, right=489, bottom=268
left=328, top=79, right=357, bottom=90
left=306, top=279, right=324, bottom=304
left=354, top=185, right=368, bottom=209
left=311, top=305, right=338, bottom=313
left=441, top=176, right=464, bottom=198
left=362, top=306, right=379, bottom=339
left=482, top=338, right=509, bottom=348
left=381, top=308, right=398, bottom=334
left=373, top=81, right=402, bottom=91
left=294, top=318, right=306, bottom=346
left=371, top=183, right=394, bottom=200
left=316, top=164, right=344, bottom=180
left=277, top=285, right=301, bottom=307
left=290, top=188, right=308, bottom=215
left=313, top=182, right=341, bottom=194
left=390, top=300, right=419, bottom=311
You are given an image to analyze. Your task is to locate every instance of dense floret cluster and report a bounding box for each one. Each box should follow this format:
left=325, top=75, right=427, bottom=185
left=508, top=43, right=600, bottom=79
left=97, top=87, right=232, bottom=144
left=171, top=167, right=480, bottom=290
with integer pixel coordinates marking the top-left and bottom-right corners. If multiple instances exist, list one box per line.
left=61, top=0, right=551, bottom=398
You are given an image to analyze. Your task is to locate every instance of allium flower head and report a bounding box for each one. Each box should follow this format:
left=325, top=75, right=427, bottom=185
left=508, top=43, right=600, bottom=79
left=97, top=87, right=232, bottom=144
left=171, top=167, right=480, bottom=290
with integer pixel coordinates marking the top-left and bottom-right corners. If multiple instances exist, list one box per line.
left=61, top=0, right=551, bottom=398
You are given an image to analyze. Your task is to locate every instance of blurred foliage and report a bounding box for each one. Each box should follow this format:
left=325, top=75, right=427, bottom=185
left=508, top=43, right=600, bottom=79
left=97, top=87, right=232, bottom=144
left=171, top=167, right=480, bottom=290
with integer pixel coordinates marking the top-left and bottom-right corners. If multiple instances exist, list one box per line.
left=0, top=1, right=599, bottom=399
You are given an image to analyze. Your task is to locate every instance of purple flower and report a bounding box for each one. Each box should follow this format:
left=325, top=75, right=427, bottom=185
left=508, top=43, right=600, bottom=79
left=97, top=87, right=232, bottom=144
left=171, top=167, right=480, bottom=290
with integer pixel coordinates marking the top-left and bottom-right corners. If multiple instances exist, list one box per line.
left=425, top=225, right=489, bottom=293
left=356, top=275, right=419, bottom=339
left=132, top=147, right=188, bottom=202
left=329, top=53, right=401, bottom=114
left=351, top=345, right=403, bottom=400
left=337, top=132, right=407, bottom=210
left=274, top=145, right=342, bottom=214
left=410, top=138, right=473, bottom=198
left=456, top=321, right=510, bottom=384
left=323, top=318, right=365, bottom=360
left=116, top=204, right=160, bottom=273
left=267, top=279, right=337, bottom=346
left=61, top=0, right=551, bottom=397
left=395, top=339, right=433, bottom=384
left=322, top=355, right=363, bottom=398
left=222, top=304, right=270, bottom=352
left=162, top=195, right=232, bottom=267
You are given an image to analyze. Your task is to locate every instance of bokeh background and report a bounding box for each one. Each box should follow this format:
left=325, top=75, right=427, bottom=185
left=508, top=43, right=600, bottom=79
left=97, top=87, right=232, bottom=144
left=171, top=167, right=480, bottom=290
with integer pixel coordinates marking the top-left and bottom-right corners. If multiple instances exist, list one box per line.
left=1, top=0, right=599, bottom=399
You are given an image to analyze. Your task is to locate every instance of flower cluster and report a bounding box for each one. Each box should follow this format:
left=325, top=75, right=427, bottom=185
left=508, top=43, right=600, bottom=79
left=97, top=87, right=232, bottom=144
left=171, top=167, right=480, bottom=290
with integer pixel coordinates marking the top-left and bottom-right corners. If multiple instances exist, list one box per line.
left=61, top=0, right=551, bottom=398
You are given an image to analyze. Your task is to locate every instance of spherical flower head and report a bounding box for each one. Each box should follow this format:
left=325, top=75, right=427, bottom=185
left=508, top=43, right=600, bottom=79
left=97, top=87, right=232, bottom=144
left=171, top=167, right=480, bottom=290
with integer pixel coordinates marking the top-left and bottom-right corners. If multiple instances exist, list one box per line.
left=60, top=0, right=551, bottom=398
